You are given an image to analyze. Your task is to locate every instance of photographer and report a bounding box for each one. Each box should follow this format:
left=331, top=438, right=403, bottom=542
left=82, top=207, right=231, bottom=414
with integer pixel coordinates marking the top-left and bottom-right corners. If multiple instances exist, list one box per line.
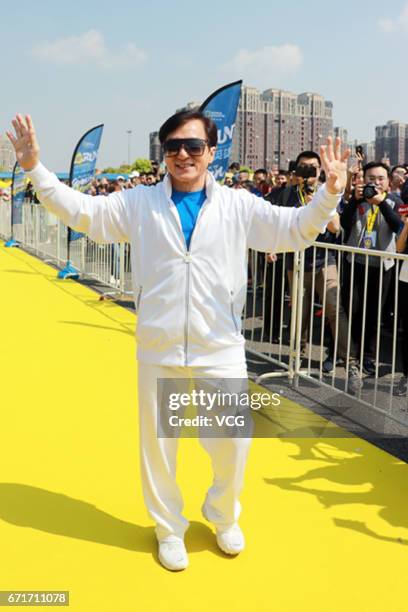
left=266, top=151, right=361, bottom=389
left=394, top=186, right=408, bottom=396
left=341, top=162, right=402, bottom=375
left=390, top=165, right=407, bottom=199
left=341, top=148, right=364, bottom=209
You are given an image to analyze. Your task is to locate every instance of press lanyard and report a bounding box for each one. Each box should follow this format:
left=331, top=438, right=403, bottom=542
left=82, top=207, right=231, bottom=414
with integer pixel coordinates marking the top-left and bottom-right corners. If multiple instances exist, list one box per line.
left=366, top=205, right=380, bottom=232
left=297, top=186, right=316, bottom=206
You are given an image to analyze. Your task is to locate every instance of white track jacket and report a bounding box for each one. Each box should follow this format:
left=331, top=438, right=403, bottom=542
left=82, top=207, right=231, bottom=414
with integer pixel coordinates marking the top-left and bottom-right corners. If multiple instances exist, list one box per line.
left=27, top=164, right=340, bottom=366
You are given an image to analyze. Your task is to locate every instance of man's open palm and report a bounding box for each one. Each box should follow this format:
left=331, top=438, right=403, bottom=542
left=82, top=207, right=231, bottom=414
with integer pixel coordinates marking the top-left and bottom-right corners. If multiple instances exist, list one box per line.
left=7, top=114, right=40, bottom=172
left=320, top=136, right=350, bottom=195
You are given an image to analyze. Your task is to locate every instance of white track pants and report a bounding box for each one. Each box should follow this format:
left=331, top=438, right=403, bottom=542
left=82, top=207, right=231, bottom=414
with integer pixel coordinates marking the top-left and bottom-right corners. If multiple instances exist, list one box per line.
left=137, top=362, right=252, bottom=541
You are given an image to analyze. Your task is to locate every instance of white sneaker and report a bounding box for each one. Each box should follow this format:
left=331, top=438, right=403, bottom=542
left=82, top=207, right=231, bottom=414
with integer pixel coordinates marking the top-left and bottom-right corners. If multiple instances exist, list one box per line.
left=202, top=504, right=245, bottom=555
left=158, top=536, right=188, bottom=571
left=216, top=524, right=245, bottom=555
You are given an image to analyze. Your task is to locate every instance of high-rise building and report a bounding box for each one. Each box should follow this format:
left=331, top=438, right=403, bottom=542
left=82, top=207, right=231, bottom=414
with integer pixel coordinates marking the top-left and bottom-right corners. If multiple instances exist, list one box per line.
left=0, top=134, right=15, bottom=171
left=362, top=142, right=375, bottom=163
left=149, top=131, right=163, bottom=163
left=175, top=101, right=200, bottom=113
left=334, top=126, right=348, bottom=141
left=231, top=86, right=333, bottom=169
left=231, top=86, right=269, bottom=169
left=334, top=126, right=349, bottom=153
left=375, top=121, right=408, bottom=166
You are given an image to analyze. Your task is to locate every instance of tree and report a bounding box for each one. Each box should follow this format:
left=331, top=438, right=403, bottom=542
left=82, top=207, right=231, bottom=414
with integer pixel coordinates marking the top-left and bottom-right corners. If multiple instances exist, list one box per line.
left=132, top=159, right=152, bottom=173
left=100, top=164, right=130, bottom=174
left=101, top=158, right=152, bottom=174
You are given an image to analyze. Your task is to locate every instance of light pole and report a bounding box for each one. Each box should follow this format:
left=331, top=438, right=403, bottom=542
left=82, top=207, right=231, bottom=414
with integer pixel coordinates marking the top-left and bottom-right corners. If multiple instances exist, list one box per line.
left=126, top=130, right=132, bottom=166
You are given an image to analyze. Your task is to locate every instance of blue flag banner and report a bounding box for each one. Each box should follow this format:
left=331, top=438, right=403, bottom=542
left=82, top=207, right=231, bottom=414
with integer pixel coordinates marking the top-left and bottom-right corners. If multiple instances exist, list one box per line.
left=200, top=80, right=242, bottom=182
left=69, top=124, right=104, bottom=241
left=12, top=162, right=25, bottom=226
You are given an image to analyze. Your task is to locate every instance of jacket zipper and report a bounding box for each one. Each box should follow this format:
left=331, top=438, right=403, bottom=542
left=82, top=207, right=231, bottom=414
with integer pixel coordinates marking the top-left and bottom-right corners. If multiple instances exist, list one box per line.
left=178, top=200, right=209, bottom=366
left=230, top=290, right=239, bottom=334
left=184, top=255, right=191, bottom=365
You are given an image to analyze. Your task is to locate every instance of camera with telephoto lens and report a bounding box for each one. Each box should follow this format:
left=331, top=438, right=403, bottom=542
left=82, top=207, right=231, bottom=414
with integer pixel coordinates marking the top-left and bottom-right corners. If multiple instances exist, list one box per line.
left=363, top=183, right=378, bottom=200
left=295, top=164, right=317, bottom=195
left=295, top=164, right=317, bottom=179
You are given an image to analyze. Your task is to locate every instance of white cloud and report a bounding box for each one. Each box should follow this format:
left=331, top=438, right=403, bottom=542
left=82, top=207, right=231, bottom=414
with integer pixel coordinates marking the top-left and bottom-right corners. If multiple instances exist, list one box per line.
left=31, top=30, right=147, bottom=69
left=378, top=3, right=408, bottom=32
left=378, top=18, right=397, bottom=32
left=221, top=44, right=303, bottom=85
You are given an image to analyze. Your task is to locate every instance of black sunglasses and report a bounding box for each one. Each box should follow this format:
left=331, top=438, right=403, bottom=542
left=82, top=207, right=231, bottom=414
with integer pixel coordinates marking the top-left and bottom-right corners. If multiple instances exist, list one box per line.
left=162, top=138, right=209, bottom=157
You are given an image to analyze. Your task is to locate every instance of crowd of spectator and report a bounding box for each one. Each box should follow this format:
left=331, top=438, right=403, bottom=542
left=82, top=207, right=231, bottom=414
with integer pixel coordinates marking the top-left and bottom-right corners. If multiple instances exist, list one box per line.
left=229, top=152, right=408, bottom=397
left=3, top=146, right=408, bottom=397
left=88, top=168, right=163, bottom=195
left=95, top=151, right=408, bottom=396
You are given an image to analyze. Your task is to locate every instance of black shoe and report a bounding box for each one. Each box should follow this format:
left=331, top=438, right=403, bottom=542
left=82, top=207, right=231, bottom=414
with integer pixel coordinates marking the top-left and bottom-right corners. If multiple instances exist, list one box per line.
left=323, top=356, right=334, bottom=374
left=362, top=358, right=376, bottom=376
left=322, top=356, right=343, bottom=374
left=262, top=331, right=281, bottom=343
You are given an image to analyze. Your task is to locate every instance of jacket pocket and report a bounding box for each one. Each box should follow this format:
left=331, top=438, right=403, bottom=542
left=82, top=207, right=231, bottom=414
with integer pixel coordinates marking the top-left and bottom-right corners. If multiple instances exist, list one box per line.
left=230, top=290, right=239, bottom=334
left=135, top=285, right=143, bottom=313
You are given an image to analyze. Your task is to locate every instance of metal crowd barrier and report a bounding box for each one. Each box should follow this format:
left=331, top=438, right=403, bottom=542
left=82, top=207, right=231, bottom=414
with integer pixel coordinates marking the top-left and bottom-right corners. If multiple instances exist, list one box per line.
left=248, top=241, right=408, bottom=431
left=0, top=199, right=11, bottom=241
left=1, top=199, right=408, bottom=426
left=0, top=200, right=132, bottom=297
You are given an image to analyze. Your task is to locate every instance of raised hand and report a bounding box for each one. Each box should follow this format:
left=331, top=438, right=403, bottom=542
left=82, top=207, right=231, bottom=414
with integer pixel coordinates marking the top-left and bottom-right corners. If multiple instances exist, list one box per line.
left=6, top=114, right=40, bottom=172
left=320, top=136, right=350, bottom=195
left=347, top=160, right=361, bottom=176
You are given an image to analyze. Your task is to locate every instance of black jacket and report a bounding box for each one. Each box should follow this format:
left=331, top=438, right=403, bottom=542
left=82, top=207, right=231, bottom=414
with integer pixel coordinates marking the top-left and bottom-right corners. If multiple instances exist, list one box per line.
left=267, top=185, right=337, bottom=271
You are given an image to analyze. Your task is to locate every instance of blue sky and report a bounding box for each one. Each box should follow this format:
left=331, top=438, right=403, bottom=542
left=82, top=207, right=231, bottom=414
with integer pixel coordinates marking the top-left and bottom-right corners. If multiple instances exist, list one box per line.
left=2, top=0, right=407, bottom=170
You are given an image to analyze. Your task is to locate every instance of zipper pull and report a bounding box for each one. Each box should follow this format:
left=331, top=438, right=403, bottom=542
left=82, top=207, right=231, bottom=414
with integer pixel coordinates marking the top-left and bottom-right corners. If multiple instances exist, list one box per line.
left=184, top=253, right=192, bottom=263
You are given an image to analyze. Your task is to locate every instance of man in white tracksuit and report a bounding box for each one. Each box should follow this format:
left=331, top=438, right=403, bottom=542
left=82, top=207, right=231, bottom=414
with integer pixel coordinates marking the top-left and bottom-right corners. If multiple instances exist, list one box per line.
left=7, top=111, right=349, bottom=571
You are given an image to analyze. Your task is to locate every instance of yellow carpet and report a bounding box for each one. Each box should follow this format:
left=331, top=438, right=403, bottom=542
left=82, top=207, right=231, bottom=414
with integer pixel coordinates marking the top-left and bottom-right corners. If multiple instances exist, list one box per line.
left=1, top=241, right=408, bottom=612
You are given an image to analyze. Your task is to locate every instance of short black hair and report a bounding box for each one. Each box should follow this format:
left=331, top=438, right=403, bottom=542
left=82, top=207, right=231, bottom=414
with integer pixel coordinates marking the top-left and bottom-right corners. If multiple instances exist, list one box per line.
left=363, top=161, right=391, bottom=178
left=158, top=110, right=218, bottom=147
left=295, top=151, right=321, bottom=166
left=391, top=165, right=406, bottom=175
left=278, top=169, right=288, bottom=176
left=229, top=162, right=240, bottom=172
left=254, top=168, right=267, bottom=175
